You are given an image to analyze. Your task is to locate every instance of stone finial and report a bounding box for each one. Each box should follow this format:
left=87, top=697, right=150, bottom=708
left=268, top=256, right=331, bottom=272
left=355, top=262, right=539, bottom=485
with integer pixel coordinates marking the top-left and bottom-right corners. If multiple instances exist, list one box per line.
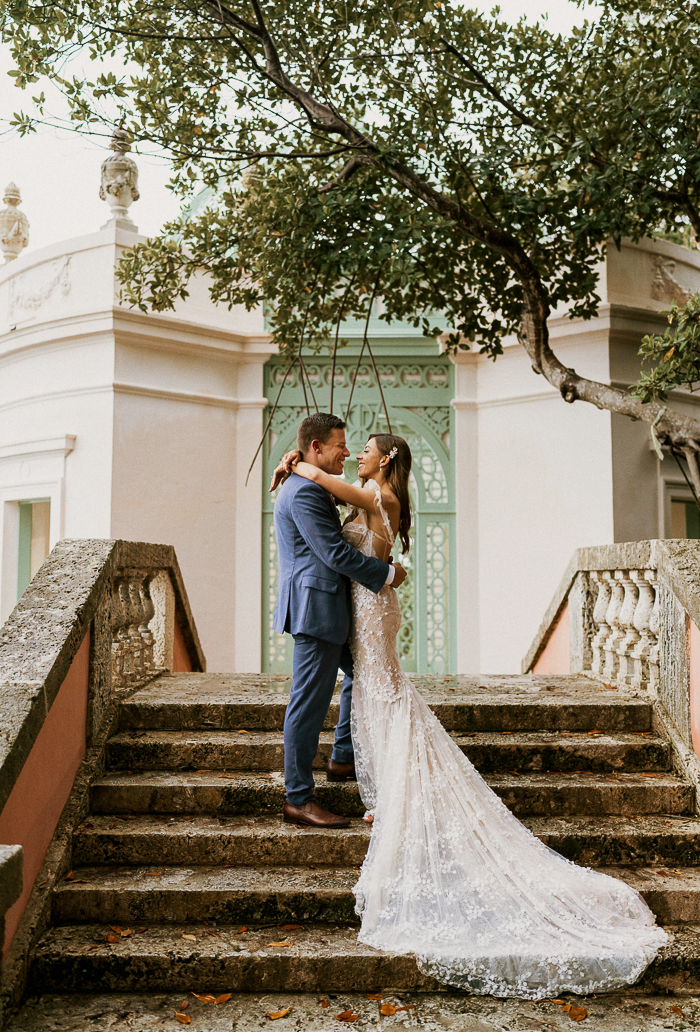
left=0, top=182, right=29, bottom=262
left=100, top=126, right=139, bottom=230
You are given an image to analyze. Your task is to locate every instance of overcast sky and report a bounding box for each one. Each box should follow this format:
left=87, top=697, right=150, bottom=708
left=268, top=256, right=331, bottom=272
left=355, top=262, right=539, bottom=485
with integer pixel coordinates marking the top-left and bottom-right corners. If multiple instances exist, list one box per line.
left=0, top=1, right=602, bottom=255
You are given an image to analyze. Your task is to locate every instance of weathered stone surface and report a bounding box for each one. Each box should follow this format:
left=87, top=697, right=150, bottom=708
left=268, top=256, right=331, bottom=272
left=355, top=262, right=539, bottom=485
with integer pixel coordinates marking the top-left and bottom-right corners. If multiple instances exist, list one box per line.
left=91, top=769, right=693, bottom=817
left=118, top=674, right=653, bottom=732
left=597, top=866, right=700, bottom=925
left=7, top=990, right=700, bottom=1032
left=527, top=815, right=700, bottom=866
left=51, top=862, right=700, bottom=927
left=72, top=813, right=700, bottom=869
left=19, top=668, right=700, bottom=1024
left=106, top=728, right=671, bottom=773
left=30, top=923, right=440, bottom=993
left=27, top=923, right=700, bottom=994
left=73, top=814, right=372, bottom=867
left=52, top=864, right=359, bottom=925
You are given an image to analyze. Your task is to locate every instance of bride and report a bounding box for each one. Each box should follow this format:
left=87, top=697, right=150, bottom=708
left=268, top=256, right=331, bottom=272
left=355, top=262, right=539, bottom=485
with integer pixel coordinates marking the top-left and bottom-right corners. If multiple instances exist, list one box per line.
left=279, top=431, right=666, bottom=1000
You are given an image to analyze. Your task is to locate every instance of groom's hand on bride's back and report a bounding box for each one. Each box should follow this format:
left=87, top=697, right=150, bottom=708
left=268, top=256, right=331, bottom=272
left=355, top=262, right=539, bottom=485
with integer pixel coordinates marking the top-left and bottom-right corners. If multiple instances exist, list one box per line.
left=392, top=563, right=408, bottom=588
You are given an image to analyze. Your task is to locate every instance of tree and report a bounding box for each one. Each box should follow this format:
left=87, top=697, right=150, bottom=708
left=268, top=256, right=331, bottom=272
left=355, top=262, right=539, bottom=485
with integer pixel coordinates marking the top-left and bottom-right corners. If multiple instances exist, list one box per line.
left=4, top=0, right=700, bottom=480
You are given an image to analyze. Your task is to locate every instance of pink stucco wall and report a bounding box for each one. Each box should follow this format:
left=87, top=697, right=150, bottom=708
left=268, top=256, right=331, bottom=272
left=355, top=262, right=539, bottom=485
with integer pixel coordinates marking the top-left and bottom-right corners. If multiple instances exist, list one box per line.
left=0, top=632, right=90, bottom=953
left=173, top=619, right=193, bottom=673
left=689, top=619, right=700, bottom=759
left=532, top=603, right=570, bottom=676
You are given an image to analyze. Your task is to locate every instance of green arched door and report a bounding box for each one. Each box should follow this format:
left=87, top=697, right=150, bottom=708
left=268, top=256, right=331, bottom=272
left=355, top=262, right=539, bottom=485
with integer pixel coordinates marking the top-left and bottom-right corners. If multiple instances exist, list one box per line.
left=262, top=352, right=456, bottom=675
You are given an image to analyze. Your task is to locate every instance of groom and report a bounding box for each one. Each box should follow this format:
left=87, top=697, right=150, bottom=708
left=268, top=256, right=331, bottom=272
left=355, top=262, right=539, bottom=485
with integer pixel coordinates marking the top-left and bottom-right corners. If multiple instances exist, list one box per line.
left=270, top=413, right=407, bottom=828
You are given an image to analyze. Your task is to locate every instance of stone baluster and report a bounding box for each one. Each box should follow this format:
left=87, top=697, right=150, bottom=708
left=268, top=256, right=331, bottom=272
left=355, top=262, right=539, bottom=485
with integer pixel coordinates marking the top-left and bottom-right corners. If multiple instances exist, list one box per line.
left=139, top=575, right=156, bottom=675
left=590, top=571, right=613, bottom=675
left=616, top=572, right=640, bottom=686
left=110, top=575, right=130, bottom=685
left=111, top=569, right=163, bottom=688
left=647, top=572, right=660, bottom=696
left=126, top=575, right=147, bottom=680
left=602, top=571, right=626, bottom=682
left=630, top=570, right=656, bottom=689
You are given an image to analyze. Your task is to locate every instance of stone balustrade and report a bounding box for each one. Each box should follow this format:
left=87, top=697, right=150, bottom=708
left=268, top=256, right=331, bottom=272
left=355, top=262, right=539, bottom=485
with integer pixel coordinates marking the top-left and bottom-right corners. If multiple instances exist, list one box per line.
left=0, top=539, right=204, bottom=1019
left=589, top=568, right=659, bottom=691
left=524, top=539, right=700, bottom=806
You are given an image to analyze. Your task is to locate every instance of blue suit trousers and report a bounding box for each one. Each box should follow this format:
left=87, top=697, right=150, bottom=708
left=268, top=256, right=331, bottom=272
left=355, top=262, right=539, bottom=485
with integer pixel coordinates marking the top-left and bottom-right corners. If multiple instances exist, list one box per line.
left=284, top=633, right=354, bottom=804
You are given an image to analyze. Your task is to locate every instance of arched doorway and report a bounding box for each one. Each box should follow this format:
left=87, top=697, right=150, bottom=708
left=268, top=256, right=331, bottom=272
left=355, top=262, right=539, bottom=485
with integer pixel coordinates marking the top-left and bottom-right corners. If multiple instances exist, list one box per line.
left=262, top=352, right=456, bottom=674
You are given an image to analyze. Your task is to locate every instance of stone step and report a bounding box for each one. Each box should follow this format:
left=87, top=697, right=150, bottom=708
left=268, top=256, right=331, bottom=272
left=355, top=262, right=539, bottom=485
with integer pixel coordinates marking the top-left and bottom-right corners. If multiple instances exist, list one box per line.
left=72, top=814, right=700, bottom=869
left=53, top=865, right=359, bottom=926
left=52, top=864, right=700, bottom=927
left=91, top=770, right=694, bottom=818
left=117, top=673, right=653, bottom=733
left=29, top=922, right=700, bottom=994
left=106, top=728, right=672, bottom=773
left=9, top=990, right=700, bottom=1032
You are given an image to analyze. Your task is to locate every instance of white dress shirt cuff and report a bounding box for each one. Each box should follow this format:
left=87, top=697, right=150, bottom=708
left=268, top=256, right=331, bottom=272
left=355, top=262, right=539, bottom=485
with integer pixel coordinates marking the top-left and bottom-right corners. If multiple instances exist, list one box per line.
left=385, top=564, right=396, bottom=586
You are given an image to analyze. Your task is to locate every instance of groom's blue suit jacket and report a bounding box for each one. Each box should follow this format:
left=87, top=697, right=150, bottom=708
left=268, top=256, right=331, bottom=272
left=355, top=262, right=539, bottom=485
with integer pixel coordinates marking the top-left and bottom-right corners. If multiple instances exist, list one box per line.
left=273, top=472, right=389, bottom=644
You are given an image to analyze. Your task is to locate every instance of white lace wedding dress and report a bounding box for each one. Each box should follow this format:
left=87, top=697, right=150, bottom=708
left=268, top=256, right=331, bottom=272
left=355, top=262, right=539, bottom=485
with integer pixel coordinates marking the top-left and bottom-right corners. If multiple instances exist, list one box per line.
left=341, top=479, right=667, bottom=1000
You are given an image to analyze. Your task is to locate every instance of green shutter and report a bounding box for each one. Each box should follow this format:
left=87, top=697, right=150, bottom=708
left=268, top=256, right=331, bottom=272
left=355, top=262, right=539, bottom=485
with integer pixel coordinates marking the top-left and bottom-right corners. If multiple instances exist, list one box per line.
left=17, top=502, right=33, bottom=600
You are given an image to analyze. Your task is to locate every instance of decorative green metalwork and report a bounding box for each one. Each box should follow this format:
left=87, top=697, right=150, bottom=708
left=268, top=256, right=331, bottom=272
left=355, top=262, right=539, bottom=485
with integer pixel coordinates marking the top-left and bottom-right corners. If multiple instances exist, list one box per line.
left=262, top=350, right=456, bottom=675
left=425, top=522, right=449, bottom=671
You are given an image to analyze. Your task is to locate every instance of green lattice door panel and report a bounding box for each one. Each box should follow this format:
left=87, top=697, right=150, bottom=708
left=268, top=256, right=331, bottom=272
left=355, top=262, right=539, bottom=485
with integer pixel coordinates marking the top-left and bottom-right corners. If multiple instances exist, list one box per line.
left=262, top=355, right=456, bottom=675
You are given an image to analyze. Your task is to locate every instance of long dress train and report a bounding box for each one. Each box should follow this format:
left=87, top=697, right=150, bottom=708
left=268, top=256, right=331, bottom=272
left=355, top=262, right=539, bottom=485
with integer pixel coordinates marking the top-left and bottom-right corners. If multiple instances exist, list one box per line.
left=342, top=479, right=667, bottom=1000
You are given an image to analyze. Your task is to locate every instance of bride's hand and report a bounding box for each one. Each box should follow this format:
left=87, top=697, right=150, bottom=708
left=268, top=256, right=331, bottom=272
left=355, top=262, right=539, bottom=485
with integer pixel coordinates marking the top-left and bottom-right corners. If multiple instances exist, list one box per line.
left=392, top=563, right=408, bottom=588
left=268, top=449, right=303, bottom=492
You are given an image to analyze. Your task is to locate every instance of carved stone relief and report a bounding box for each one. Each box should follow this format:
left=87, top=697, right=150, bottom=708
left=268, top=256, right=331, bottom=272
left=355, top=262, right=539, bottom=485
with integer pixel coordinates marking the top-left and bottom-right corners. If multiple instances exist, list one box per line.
left=650, top=254, right=691, bottom=305
left=8, top=255, right=72, bottom=319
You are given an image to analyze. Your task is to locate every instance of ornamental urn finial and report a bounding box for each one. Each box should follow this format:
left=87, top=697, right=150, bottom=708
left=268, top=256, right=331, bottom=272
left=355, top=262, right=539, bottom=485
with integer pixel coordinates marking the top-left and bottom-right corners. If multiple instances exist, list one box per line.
left=100, top=124, right=140, bottom=230
left=0, top=182, right=29, bottom=262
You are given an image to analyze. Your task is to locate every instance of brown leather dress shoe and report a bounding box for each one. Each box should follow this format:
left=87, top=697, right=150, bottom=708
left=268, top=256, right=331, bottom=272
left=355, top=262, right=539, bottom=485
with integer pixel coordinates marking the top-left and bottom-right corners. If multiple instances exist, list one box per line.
left=283, top=798, right=350, bottom=828
left=326, top=758, right=357, bottom=782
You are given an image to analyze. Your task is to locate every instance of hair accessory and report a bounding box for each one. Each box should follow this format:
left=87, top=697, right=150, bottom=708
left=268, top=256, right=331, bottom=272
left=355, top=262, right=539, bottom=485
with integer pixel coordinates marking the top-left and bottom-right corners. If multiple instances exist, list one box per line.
left=388, top=446, right=398, bottom=460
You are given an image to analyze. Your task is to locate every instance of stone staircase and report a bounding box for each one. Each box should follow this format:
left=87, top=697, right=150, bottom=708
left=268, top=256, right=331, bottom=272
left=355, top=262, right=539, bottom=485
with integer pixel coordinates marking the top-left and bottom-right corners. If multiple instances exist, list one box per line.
left=28, top=672, right=700, bottom=996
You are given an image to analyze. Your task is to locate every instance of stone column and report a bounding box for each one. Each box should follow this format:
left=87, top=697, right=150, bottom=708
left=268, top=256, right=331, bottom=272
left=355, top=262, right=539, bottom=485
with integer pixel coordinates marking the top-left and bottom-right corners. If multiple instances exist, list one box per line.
left=233, top=356, right=269, bottom=671
left=449, top=350, right=479, bottom=673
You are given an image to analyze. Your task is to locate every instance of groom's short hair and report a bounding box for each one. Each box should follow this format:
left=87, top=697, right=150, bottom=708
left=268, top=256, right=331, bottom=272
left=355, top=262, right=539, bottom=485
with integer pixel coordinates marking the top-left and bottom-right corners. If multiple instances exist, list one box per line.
left=297, top=413, right=346, bottom=455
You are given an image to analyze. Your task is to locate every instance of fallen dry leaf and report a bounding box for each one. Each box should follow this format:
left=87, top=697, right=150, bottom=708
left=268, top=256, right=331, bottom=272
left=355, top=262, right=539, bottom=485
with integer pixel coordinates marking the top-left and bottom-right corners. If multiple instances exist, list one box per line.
left=235, top=926, right=248, bottom=934
left=267, top=941, right=292, bottom=947
left=178, top=1001, right=189, bottom=1011
left=215, top=993, right=232, bottom=1004
left=568, top=1005, right=587, bottom=1022
left=195, top=769, right=212, bottom=773
left=237, top=729, right=250, bottom=734
left=110, top=823, right=117, bottom=829
left=191, top=993, right=216, bottom=1002
left=550, top=999, right=567, bottom=1005
left=182, top=934, right=197, bottom=942
left=266, top=1006, right=291, bottom=1019
left=106, top=934, right=120, bottom=944
left=175, top=1013, right=192, bottom=1025
left=259, top=774, right=274, bottom=779
left=396, top=1006, right=416, bottom=1012
left=279, top=924, right=303, bottom=931
left=670, top=1005, right=683, bottom=1016
left=320, top=999, right=329, bottom=1008
left=359, top=994, right=383, bottom=1000
left=109, top=925, right=123, bottom=934
left=379, top=1002, right=396, bottom=1016
left=335, top=1010, right=359, bottom=1022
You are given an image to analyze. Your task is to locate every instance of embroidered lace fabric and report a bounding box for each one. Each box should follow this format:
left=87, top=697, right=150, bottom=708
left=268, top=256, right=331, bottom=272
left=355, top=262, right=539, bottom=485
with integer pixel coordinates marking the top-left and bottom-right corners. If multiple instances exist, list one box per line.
left=341, top=479, right=667, bottom=1000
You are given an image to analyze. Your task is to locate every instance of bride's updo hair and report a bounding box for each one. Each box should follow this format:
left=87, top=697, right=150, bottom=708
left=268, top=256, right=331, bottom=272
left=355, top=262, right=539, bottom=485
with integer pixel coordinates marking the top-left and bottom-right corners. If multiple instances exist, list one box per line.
left=368, top=433, right=413, bottom=554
